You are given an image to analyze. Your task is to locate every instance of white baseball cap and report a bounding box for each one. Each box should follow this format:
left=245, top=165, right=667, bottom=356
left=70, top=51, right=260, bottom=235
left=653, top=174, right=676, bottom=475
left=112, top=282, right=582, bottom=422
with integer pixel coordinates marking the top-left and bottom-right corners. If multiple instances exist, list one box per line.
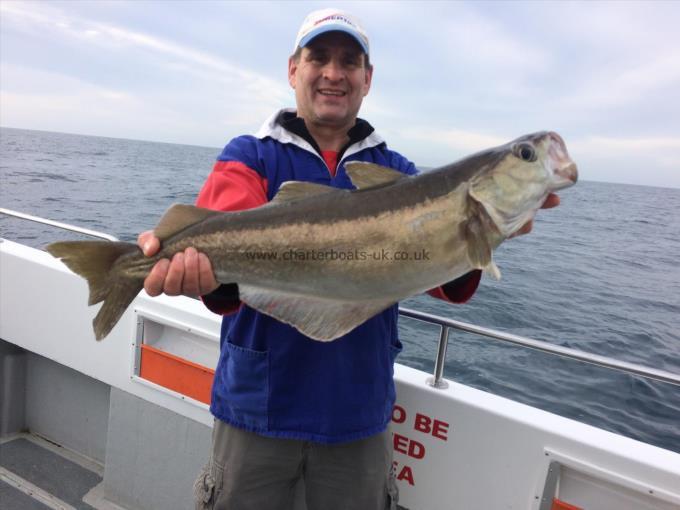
left=294, top=8, right=369, bottom=55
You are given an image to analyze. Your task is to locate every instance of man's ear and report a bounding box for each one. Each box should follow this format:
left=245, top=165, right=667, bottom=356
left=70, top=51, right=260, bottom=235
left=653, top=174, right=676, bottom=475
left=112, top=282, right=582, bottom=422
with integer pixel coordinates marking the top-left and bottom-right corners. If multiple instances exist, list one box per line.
left=288, top=56, right=298, bottom=89
left=363, top=64, right=373, bottom=97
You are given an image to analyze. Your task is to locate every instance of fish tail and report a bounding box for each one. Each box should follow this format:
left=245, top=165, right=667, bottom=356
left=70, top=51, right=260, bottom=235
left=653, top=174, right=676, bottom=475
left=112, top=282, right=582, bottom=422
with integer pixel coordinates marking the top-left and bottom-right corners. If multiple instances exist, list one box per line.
left=46, top=240, right=143, bottom=340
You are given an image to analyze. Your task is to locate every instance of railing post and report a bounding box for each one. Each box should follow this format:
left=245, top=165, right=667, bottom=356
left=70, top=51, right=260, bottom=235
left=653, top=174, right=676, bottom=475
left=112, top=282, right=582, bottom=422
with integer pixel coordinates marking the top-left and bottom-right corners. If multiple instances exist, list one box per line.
left=427, top=326, right=450, bottom=389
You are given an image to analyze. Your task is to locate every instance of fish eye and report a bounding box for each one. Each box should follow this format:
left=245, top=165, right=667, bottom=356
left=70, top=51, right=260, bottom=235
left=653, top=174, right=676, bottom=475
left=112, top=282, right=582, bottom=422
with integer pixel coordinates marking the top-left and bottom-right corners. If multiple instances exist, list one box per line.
left=516, top=143, right=536, bottom=162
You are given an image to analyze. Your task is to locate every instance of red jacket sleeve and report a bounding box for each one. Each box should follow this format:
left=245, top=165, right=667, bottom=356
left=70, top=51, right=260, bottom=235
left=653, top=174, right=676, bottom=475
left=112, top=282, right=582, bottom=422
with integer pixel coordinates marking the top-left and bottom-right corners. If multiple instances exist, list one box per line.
left=427, top=270, right=482, bottom=303
left=196, top=161, right=268, bottom=211
left=197, top=161, right=268, bottom=315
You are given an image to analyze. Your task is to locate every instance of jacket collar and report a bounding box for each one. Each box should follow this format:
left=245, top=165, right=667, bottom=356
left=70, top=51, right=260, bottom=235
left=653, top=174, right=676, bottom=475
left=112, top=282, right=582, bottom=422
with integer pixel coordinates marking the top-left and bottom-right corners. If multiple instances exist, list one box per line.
left=255, top=108, right=385, bottom=161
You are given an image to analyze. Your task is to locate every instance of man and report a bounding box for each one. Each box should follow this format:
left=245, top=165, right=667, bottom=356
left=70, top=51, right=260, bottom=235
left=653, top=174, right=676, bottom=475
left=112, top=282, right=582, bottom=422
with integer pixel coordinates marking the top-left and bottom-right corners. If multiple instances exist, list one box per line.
left=138, top=9, right=559, bottom=510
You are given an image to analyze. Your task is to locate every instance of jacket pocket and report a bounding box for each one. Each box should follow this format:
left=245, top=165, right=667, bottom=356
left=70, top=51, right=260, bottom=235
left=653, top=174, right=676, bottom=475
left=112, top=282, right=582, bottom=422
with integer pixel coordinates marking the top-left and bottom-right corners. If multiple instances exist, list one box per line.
left=222, top=340, right=269, bottom=429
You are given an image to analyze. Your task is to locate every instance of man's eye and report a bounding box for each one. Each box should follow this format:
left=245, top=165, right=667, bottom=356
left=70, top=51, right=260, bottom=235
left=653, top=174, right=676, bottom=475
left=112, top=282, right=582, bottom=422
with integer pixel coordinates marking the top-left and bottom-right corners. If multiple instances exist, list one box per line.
left=342, top=54, right=361, bottom=67
left=309, top=54, right=327, bottom=64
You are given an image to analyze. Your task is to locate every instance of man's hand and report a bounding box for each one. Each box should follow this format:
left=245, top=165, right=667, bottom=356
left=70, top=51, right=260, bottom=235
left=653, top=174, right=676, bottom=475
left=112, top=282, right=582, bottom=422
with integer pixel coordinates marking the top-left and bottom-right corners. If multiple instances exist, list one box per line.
left=510, top=193, right=560, bottom=238
left=137, top=230, right=219, bottom=298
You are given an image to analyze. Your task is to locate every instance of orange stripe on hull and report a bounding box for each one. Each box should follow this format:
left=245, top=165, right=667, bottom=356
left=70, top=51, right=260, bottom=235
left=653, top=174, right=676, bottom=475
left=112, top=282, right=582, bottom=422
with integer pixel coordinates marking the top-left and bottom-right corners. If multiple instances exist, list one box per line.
left=552, top=498, right=583, bottom=510
left=139, top=344, right=215, bottom=405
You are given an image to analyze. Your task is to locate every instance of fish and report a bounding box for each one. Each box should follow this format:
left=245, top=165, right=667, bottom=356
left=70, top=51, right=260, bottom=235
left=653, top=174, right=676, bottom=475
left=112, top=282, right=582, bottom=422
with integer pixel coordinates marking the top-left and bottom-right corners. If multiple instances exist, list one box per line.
left=46, top=131, right=577, bottom=341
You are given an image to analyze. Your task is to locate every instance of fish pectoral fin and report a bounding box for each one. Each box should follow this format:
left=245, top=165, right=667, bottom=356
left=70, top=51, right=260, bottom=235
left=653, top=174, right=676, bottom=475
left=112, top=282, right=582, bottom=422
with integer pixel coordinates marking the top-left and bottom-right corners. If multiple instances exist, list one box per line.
left=239, top=285, right=396, bottom=341
left=483, top=261, right=501, bottom=280
left=464, top=216, right=501, bottom=280
left=344, top=162, right=406, bottom=190
left=154, top=204, right=222, bottom=241
left=270, top=181, right=342, bottom=204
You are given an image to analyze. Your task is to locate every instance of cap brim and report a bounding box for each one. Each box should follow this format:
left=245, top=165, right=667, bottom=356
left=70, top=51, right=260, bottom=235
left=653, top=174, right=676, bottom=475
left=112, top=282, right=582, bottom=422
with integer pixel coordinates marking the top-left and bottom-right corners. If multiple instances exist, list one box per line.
left=298, top=25, right=369, bottom=54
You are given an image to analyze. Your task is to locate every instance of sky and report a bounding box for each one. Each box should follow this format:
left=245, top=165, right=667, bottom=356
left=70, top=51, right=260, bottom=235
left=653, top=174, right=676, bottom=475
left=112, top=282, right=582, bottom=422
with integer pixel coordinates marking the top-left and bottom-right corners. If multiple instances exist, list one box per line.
left=1, top=0, right=679, bottom=188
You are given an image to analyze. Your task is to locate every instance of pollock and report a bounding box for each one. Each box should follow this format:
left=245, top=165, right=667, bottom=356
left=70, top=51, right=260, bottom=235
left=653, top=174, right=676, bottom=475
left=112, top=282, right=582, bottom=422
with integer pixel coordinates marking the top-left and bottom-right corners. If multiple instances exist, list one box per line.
left=46, top=131, right=577, bottom=341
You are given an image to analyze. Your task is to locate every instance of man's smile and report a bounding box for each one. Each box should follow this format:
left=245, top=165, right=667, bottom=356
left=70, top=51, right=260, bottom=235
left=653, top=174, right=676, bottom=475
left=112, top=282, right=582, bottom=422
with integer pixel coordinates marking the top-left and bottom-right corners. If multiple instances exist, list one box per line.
left=318, top=89, right=347, bottom=97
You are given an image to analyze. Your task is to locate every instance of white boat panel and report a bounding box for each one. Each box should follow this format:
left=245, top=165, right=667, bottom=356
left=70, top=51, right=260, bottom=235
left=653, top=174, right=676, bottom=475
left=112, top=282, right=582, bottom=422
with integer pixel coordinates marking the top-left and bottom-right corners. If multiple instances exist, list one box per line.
left=392, top=363, right=680, bottom=509
left=134, top=308, right=220, bottom=370
left=545, top=450, right=679, bottom=509
left=0, top=239, right=218, bottom=426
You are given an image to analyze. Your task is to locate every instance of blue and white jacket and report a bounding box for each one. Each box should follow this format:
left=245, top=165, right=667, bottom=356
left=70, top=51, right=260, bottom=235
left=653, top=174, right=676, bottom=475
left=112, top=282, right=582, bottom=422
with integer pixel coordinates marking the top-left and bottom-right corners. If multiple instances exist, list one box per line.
left=197, top=109, right=480, bottom=443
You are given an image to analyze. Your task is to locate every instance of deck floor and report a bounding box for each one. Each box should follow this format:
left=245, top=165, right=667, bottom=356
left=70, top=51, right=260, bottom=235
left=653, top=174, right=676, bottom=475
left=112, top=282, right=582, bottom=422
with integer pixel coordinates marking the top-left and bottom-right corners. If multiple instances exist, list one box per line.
left=0, top=435, right=102, bottom=510
left=0, top=480, right=52, bottom=510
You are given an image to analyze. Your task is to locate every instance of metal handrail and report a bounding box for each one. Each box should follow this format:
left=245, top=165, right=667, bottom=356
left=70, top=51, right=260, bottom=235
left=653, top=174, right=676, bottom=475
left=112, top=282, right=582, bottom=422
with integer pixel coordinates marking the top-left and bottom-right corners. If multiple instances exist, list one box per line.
left=0, top=207, right=119, bottom=242
left=3, top=208, right=678, bottom=388
left=399, top=307, right=680, bottom=388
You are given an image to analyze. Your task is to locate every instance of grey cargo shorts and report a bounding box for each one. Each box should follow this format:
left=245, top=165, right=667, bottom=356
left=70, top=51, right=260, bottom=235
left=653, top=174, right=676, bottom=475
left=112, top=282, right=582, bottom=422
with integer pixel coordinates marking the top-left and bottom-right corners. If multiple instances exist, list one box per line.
left=194, top=420, right=398, bottom=510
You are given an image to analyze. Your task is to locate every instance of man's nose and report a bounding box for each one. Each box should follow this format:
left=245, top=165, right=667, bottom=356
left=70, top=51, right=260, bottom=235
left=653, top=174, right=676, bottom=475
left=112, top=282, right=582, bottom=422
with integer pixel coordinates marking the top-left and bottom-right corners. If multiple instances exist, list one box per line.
left=321, top=59, right=344, bottom=81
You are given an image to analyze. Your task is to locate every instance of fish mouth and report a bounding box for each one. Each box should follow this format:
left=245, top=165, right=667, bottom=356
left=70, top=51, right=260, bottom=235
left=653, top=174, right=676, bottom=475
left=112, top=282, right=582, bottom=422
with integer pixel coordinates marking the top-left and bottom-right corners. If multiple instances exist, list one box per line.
left=556, top=162, right=578, bottom=185
left=547, top=132, right=578, bottom=190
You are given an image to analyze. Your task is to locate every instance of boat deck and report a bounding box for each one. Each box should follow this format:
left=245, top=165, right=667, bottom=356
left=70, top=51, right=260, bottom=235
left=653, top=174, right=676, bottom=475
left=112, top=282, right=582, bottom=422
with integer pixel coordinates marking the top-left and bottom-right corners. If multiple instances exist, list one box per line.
left=0, top=434, right=110, bottom=510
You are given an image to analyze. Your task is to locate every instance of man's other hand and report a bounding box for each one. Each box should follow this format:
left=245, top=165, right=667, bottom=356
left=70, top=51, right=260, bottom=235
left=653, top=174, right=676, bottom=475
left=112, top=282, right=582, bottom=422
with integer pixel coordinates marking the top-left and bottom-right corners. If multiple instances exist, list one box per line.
left=510, top=193, right=560, bottom=238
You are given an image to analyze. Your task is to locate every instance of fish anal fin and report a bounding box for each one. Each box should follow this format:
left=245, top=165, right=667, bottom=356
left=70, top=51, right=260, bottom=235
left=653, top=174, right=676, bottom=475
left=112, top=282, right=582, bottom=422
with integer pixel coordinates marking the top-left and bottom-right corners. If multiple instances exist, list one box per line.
left=154, top=204, right=221, bottom=241
left=271, top=181, right=340, bottom=205
left=239, top=285, right=395, bottom=341
left=344, top=162, right=406, bottom=190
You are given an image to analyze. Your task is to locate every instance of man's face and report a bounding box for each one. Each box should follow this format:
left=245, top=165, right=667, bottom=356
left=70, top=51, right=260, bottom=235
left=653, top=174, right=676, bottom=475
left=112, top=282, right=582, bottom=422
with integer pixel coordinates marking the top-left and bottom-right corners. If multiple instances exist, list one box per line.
left=288, top=32, right=372, bottom=131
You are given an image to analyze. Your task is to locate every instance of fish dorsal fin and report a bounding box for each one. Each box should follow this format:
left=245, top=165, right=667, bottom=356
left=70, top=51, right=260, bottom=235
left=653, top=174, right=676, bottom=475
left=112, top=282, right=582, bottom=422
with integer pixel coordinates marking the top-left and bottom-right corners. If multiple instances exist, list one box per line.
left=238, top=284, right=396, bottom=341
left=154, top=204, right=220, bottom=241
left=271, top=181, right=340, bottom=205
left=344, top=161, right=406, bottom=190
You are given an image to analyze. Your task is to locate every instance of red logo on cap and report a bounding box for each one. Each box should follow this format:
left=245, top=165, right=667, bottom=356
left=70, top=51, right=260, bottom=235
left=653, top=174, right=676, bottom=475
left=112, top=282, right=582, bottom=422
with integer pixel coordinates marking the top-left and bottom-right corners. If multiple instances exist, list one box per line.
left=314, top=14, right=356, bottom=28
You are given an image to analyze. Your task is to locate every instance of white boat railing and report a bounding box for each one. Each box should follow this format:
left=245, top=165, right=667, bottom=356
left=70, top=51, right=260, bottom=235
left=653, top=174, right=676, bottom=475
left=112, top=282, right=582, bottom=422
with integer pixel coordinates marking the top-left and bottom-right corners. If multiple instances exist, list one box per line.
left=399, top=307, right=680, bottom=388
left=0, top=207, right=119, bottom=241
left=3, top=206, right=679, bottom=389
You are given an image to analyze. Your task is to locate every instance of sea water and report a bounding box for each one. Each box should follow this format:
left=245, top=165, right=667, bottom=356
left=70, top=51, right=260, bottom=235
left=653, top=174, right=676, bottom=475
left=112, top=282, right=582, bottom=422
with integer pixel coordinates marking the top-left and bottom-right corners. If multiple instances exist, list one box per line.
left=1, top=127, right=678, bottom=452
